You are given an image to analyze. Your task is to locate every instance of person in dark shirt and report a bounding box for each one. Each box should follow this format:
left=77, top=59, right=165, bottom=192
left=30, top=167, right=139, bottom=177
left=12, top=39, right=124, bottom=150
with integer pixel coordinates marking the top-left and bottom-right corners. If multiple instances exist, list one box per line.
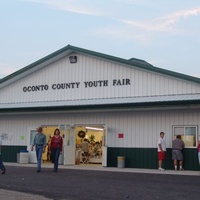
left=0, top=138, right=6, bottom=174
left=172, top=135, right=185, bottom=170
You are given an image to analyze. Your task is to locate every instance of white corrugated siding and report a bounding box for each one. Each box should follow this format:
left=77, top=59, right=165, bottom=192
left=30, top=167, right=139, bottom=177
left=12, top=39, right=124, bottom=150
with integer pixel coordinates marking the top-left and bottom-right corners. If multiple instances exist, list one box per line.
left=0, top=54, right=200, bottom=104
left=1, top=109, right=199, bottom=148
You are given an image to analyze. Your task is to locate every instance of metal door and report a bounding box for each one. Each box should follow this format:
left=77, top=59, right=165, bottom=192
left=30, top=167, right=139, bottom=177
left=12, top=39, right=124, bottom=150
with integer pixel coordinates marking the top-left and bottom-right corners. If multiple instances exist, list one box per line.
left=63, top=127, right=76, bottom=165
left=102, top=126, right=107, bottom=167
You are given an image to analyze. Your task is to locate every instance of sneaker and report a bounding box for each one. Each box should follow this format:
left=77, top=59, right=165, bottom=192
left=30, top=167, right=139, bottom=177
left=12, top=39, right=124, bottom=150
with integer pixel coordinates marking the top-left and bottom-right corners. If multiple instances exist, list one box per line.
left=2, top=168, right=6, bottom=175
left=158, top=168, right=165, bottom=171
left=179, top=168, right=184, bottom=171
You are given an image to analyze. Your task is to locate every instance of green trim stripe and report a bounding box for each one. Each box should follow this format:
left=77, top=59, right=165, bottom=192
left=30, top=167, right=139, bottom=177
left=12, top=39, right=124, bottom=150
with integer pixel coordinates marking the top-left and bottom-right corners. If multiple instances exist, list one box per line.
left=107, top=147, right=199, bottom=171
left=1, top=146, right=27, bottom=162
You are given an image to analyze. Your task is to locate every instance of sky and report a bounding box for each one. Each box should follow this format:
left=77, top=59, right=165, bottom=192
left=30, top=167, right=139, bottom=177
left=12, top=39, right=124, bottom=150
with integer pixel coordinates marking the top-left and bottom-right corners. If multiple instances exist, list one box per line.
left=0, top=0, right=200, bottom=79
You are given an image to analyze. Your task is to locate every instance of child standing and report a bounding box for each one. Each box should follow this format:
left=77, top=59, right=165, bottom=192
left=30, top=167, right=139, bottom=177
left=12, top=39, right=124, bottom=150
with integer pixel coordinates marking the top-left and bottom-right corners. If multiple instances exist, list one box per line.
left=157, top=132, right=166, bottom=171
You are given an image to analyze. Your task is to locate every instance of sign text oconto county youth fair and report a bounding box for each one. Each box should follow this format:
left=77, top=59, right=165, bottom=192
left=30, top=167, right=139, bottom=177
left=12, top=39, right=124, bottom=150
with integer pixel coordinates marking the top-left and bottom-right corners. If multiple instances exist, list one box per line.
left=23, top=79, right=131, bottom=92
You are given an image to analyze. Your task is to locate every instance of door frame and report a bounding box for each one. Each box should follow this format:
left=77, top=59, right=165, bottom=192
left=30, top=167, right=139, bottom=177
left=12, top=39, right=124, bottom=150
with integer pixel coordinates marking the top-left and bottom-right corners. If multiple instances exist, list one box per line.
left=74, top=124, right=107, bottom=166
left=27, top=127, right=37, bottom=163
left=62, top=125, right=76, bottom=165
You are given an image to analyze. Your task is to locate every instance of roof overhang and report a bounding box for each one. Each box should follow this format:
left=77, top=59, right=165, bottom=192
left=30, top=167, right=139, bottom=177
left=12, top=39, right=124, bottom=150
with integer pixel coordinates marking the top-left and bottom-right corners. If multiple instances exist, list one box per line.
left=1, top=94, right=200, bottom=115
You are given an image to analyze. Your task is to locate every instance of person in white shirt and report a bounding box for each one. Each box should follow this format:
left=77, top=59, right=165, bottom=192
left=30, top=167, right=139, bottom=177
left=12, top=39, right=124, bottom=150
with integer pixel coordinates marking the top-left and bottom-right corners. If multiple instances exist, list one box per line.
left=157, top=132, right=166, bottom=171
left=0, top=138, right=6, bottom=174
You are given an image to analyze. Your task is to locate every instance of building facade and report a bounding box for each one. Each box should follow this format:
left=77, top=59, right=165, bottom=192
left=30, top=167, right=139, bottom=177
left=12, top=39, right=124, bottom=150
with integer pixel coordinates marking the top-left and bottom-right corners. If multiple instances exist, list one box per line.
left=0, top=45, right=200, bottom=170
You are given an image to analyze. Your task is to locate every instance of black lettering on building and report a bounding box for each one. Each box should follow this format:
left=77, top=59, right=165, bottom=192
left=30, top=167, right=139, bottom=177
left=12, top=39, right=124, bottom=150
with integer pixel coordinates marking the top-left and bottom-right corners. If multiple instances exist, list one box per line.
left=51, top=82, right=80, bottom=90
left=84, top=80, right=109, bottom=88
left=23, top=85, right=49, bottom=92
left=113, top=79, right=131, bottom=86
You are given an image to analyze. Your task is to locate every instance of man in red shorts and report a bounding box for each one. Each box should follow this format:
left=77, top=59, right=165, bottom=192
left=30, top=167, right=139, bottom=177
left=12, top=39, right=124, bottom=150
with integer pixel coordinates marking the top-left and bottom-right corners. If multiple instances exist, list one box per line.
left=157, top=132, right=166, bottom=171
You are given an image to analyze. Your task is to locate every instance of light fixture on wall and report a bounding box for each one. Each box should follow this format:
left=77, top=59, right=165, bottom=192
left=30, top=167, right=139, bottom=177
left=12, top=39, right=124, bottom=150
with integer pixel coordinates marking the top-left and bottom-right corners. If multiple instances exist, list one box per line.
left=69, top=56, right=77, bottom=63
left=85, top=126, right=104, bottom=131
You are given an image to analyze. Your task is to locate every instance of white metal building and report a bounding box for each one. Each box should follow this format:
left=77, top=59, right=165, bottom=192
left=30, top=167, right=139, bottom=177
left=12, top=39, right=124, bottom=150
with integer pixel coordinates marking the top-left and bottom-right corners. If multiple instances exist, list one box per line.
left=0, top=45, right=200, bottom=170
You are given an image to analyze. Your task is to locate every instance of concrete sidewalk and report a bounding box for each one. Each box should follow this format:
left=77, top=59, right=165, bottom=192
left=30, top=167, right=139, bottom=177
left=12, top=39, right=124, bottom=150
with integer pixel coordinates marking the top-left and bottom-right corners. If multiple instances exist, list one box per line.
left=0, top=189, right=52, bottom=200
left=4, top=162, right=200, bottom=176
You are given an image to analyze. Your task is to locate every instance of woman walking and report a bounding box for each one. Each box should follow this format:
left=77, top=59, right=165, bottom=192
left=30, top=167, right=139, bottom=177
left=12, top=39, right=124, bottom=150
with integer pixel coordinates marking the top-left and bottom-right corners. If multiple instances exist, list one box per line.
left=50, top=128, right=63, bottom=172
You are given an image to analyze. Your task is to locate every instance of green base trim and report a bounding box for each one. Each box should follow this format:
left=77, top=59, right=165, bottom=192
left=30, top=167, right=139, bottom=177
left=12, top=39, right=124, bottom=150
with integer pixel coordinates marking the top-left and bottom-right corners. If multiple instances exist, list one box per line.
left=1, top=146, right=27, bottom=162
left=107, top=147, right=199, bottom=171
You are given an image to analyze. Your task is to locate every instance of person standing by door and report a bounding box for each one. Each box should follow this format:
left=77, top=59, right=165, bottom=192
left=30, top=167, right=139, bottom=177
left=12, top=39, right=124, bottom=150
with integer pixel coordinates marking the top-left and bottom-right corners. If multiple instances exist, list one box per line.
left=50, top=128, right=63, bottom=172
left=0, top=137, right=6, bottom=174
left=46, top=136, right=52, bottom=162
left=31, top=126, right=46, bottom=172
left=157, top=132, right=166, bottom=171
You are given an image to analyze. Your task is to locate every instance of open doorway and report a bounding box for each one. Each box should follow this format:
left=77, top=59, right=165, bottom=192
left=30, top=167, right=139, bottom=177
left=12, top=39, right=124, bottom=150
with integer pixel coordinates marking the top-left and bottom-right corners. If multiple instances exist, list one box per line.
left=28, top=125, right=59, bottom=164
left=30, top=124, right=106, bottom=166
left=75, top=125, right=104, bottom=165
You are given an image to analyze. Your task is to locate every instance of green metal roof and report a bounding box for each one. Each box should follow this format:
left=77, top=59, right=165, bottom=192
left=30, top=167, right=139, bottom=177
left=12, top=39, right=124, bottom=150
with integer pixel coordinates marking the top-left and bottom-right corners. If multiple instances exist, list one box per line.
left=0, top=44, right=200, bottom=86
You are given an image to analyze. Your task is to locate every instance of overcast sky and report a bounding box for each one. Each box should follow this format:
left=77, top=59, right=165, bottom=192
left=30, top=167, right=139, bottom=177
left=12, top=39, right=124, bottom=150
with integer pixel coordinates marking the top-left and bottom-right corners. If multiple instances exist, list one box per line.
left=0, top=0, right=200, bottom=79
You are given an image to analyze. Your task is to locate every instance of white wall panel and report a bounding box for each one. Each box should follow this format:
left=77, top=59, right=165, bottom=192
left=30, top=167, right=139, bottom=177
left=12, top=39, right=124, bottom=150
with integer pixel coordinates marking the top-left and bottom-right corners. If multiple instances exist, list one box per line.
left=1, top=109, right=200, bottom=148
left=1, top=53, right=200, bottom=105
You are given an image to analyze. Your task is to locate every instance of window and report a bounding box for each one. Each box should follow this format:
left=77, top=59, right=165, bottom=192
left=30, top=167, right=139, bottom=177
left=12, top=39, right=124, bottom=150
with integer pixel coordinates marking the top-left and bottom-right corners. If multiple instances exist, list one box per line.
left=30, top=130, right=37, bottom=145
left=173, top=126, right=198, bottom=148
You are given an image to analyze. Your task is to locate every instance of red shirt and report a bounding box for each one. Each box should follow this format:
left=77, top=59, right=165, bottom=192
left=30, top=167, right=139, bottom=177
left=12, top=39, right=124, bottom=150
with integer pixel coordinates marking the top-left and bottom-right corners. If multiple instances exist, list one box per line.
left=50, top=136, right=63, bottom=152
left=198, top=143, right=200, bottom=152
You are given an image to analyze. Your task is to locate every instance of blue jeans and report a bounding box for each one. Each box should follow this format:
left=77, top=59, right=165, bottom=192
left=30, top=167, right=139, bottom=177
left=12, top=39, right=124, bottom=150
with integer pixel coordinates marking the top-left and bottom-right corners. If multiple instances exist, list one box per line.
left=36, top=145, right=43, bottom=171
left=51, top=148, right=60, bottom=171
left=0, top=155, right=5, bottom=170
